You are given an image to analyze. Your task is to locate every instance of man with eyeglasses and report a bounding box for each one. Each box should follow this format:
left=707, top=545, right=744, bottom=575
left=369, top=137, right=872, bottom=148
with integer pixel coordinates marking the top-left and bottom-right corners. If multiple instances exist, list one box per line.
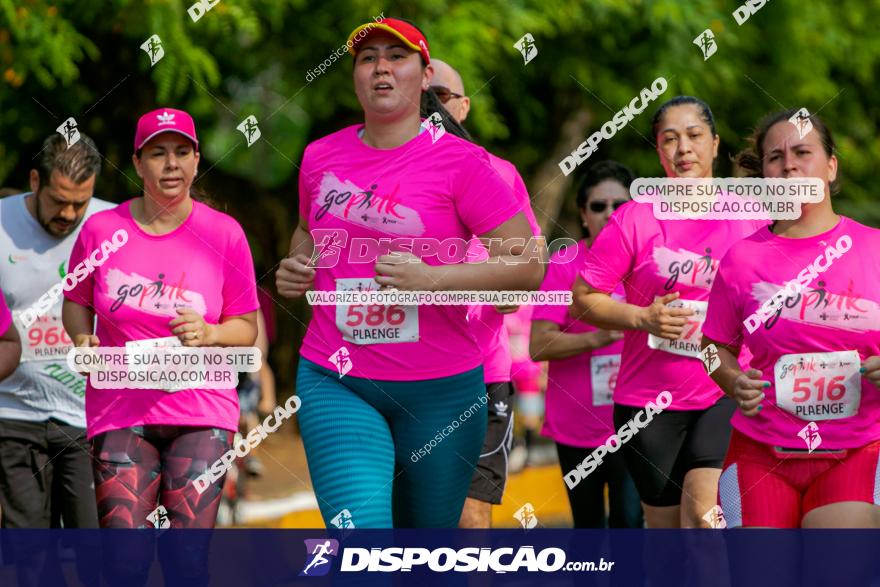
left=429, top=59, right=542, bottom=529
left=428, top=60, right=471, bottom=123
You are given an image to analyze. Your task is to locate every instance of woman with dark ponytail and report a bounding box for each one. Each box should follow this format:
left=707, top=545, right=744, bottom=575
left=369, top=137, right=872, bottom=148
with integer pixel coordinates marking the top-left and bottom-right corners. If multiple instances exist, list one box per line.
left=276, top=17, right=545, bottom=528
left=571, top=96, right=765, bottom=528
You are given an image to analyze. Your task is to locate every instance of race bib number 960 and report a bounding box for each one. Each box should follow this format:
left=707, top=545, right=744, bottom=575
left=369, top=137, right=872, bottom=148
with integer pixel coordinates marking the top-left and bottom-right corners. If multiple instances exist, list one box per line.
left=334, top=278, right=418, bottom=344
left=774, top=350, right=861, bottom=421
left=647, top=299, right=707, bottom=359
left=15, top=313, right=73, bottom=362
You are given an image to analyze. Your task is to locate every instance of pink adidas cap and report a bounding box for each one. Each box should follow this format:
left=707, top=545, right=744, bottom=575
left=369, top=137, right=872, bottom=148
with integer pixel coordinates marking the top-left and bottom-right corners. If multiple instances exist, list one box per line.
left=134, top=108, right=199, bottom=152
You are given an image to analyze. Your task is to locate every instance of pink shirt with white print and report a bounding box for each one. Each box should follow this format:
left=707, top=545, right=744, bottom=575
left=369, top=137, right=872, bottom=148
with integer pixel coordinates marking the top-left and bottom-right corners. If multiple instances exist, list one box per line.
left=466, top=154, right=541, bottom=384
left=703, top=217, right=880, bottom=449
left=535, top=240, right=624, bottom=447
left=580, top=201, right=764, bottom=410
left=298, top=125, right=522, bottom=380
left=64, top=200, right=259, bottom=438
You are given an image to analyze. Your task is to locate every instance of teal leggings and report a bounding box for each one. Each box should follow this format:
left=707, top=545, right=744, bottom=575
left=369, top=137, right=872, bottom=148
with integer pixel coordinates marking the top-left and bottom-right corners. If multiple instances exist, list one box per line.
left=295, top=357, right=487, bottom=528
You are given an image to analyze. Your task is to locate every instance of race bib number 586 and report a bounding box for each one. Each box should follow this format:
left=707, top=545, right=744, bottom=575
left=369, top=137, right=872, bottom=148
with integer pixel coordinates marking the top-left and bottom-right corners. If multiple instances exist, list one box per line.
left=334, top=278, right=418, bottom=344
left=774, top=350, right=861, bottom=421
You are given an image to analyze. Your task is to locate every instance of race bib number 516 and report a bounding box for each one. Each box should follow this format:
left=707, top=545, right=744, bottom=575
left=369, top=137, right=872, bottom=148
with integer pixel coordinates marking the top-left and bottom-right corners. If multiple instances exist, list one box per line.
left=774, top=350, right=861, bottom=421
left=334, top=278, right=418, bottom=344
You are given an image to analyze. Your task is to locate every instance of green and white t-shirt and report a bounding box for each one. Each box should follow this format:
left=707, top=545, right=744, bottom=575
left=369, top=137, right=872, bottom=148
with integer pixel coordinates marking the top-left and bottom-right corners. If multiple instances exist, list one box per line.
left=0, top=193, right=114, bottom=427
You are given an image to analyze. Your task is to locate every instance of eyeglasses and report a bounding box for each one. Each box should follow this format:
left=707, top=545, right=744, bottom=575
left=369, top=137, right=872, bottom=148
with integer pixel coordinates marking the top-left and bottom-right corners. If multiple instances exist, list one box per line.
left=588, top=200, right=629, bottom=213
left=430, top=85, right=465, bottom=104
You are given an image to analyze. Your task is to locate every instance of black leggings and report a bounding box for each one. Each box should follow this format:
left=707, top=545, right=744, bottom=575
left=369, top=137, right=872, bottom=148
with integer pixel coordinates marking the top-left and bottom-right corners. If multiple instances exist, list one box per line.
left=555, top=441, right=644, bottom=528
left=612, top=396, right=736, bottom=507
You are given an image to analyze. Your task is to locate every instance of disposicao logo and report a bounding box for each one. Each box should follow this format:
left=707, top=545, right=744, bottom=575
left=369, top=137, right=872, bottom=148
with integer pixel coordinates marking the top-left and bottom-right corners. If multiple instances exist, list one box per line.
left=301, top=538, right=339, bottom=577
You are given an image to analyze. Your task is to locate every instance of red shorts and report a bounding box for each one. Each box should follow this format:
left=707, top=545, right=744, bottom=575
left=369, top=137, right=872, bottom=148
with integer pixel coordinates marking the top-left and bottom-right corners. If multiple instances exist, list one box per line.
left=718, top=429, right=880, bottom=528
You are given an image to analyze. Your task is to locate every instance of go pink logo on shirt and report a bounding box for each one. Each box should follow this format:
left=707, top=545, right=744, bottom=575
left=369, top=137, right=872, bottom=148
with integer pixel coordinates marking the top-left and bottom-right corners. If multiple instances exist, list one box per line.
left=105, top=268, right=207, bottom=316
left=653, top=246, right=718, bottom=290
left=747, top=278, right=877, bottom=333
left=744, top=235, right=869, bottom=333
left=314, top=172, right=426, bottom=236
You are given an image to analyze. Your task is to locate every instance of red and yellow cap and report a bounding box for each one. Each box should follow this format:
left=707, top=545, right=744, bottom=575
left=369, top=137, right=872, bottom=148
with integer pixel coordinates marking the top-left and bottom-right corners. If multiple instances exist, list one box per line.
left=347, top=17, right=430, bottom=64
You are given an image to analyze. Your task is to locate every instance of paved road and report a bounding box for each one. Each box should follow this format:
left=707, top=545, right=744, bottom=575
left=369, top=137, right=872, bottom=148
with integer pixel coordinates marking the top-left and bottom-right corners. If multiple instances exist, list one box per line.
left=236, top=420, right=574, bottom=528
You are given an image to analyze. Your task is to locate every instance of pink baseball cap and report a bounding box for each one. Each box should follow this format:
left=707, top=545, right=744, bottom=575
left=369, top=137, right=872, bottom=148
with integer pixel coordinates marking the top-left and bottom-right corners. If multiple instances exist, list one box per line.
left=134, top=108, right=199, bottom=152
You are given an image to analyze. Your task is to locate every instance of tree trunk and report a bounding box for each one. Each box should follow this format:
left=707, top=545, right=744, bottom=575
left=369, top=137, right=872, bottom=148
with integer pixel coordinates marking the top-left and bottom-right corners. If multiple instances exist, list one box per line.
left=527, top=108, right=592, bottom=238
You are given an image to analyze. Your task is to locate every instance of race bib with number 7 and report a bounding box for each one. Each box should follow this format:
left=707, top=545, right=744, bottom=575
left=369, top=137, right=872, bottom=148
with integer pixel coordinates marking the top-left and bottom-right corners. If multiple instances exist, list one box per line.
left=590, top=354, right=620, bottom=407
left=647, top=299, right=707, bottom=359
left=774, top=350, right=861, bottom=421
left=334, top=278, right=418, bottom=344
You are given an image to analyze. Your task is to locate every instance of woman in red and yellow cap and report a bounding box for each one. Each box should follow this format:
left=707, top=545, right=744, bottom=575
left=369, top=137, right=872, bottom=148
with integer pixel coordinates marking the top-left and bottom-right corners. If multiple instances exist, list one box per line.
left=277, top=18, right=545, bottom=528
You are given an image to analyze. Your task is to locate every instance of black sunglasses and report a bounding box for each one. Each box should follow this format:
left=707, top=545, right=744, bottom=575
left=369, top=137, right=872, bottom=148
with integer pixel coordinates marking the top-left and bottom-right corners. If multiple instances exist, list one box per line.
left=430, top=85, right=464, bottom=104
left=588, top=200, right=629, bottom=213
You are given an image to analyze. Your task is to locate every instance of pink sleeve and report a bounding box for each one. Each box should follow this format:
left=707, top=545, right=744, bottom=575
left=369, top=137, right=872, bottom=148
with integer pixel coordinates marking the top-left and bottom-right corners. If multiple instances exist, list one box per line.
left=297, top=146, right=316, bottom=225
left=532, top=253, right=570, bottom=325
left=579, top=210, right=634, bottom=293
left=0, top=290, right=11, bottom=335
left=63, top=222, right=96, bottom=308
left=221, top=226, right=260, bottom=319
left=702, top=257, right=745, bottom=347
left=512, top=171, right=541, bottom=237
left=453, top=153, right=522, bottom=237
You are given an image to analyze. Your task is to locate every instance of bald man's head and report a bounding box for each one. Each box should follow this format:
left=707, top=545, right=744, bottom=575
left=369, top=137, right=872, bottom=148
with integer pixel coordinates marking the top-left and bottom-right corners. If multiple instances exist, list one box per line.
left=429, top=59, right=471, bottom=124
left=430, top=59, right=465, bottom=95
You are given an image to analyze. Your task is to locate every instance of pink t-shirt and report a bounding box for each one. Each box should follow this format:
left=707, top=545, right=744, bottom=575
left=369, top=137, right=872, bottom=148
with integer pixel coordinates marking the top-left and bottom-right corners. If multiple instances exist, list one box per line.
left=467, top=154, right=541, bottom=384
left=0, top=288, right=10, bottom=336
left=703, top=216, right=880, bottom=449
left=298, top=125, right=522, bottom=380
left=64, top=200, right=259, bottom=438
left=535, top=240, right=623, bottom=447
left=580, top=201, right=764, bottom=410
